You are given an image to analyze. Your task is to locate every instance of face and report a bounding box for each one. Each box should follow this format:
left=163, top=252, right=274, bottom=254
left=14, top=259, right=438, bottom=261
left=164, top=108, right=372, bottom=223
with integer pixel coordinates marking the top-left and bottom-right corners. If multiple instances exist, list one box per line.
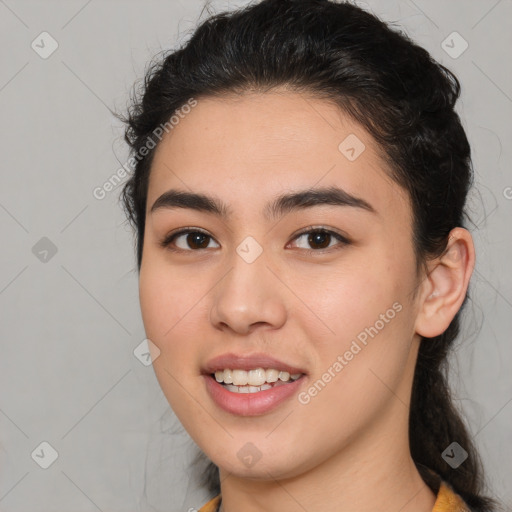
left=139, top=90, right=424, bottom=480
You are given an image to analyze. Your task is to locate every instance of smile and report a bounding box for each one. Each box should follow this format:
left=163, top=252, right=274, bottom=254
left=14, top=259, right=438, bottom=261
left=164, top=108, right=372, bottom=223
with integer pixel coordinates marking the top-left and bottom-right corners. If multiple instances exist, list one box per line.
left=213, top=368, right=302, bottom=393
left=204, top=372, right=306, bottom=416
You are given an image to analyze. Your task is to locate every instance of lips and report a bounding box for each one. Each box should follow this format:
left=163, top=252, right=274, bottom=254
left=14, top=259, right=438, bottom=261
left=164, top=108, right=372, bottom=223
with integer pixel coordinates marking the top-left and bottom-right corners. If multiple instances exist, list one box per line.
left=202, top=352, right=307, bottom=375
left=203, top=372, right=306, bottom=416
left=201, top=352, right=308, bottom=416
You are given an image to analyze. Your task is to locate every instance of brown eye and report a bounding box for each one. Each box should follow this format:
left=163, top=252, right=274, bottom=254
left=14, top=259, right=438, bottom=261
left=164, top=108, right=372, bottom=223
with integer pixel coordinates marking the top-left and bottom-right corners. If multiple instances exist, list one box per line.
left=290, top=228, right=350, bottom=252
left=160, top=229, right=220, bottom=251
left=307, top=231, right=332, bottom=249
left=185, top=232, right=210, bottom=249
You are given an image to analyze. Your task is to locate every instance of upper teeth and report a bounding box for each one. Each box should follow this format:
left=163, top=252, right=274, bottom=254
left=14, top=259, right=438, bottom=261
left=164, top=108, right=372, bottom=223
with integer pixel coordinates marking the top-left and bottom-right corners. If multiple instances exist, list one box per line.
left=214, top=368, right=302, bottom=386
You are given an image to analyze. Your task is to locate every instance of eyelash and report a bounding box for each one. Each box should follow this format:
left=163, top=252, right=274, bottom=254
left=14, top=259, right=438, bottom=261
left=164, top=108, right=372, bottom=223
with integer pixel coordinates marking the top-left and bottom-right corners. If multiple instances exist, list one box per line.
left=159, top=226, right=351, bottom=255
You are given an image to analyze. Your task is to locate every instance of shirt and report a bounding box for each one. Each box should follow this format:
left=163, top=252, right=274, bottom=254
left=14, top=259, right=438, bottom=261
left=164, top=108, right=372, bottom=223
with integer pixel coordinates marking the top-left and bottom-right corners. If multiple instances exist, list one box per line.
left=197, top=480, right=470, bottom=512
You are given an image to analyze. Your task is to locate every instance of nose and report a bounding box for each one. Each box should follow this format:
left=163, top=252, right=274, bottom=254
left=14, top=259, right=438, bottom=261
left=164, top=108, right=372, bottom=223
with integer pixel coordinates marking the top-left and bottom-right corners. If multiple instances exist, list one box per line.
left=209, top=248, right=287, bottom=335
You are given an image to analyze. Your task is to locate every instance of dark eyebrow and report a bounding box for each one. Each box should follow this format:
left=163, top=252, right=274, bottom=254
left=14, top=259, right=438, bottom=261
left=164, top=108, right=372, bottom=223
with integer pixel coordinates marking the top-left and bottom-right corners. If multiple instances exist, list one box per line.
left=264, top=185, right=376, bottom=220
left=150, top=185, right=376, bottom=219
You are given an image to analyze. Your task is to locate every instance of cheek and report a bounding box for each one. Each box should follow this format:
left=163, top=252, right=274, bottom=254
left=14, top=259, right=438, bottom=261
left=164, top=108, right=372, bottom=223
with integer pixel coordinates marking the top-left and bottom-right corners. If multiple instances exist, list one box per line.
left=294, top=259, right=400, bottom=347
left=295, top=254, right=416, bottom=398
left=138, top=258, right=209, bottom=420
left=139, top=263, right=173, bottom=343
left=138, top=258, right=209, bottom=382
left=140, top=257, right=198, bottom=340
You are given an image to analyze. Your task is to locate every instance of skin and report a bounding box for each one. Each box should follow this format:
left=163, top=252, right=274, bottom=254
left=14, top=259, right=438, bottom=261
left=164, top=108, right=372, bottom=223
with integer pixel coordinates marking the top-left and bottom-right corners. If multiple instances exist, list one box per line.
left=138, top=89, right=475, bottom=512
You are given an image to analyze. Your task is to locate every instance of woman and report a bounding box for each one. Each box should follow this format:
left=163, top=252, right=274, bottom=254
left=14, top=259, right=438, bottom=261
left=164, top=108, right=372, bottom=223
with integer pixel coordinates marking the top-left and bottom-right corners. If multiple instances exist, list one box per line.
left=120, top=0, right=499, bottom=510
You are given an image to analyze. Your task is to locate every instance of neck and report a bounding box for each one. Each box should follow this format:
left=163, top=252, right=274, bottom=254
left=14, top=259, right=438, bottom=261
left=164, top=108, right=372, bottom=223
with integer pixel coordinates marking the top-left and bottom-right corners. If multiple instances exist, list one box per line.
left=217, top=375, right=436, bottom=512
left=219, top=432, right=435, bottom=512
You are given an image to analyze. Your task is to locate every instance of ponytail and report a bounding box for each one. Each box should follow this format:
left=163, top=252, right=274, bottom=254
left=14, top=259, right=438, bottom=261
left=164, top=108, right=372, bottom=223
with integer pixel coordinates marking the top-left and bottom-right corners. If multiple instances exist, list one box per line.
left=410, top=304, right=498, bottom=511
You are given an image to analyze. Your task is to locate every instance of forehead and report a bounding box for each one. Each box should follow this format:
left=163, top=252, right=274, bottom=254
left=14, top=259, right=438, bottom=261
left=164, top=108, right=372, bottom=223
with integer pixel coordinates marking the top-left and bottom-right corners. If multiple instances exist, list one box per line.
left=147, top=90, right=410, bottom=222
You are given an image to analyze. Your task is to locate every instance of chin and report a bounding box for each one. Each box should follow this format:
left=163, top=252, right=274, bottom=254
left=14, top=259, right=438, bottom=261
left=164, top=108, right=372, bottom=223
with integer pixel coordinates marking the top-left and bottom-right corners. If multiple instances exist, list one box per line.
left=205, top=442, right=315, bottom=482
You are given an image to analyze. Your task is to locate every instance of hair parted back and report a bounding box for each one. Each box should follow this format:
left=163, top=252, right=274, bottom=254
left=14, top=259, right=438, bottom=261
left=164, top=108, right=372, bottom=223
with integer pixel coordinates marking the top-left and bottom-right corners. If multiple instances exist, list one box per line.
left=120, top=1, right=498, bottom=509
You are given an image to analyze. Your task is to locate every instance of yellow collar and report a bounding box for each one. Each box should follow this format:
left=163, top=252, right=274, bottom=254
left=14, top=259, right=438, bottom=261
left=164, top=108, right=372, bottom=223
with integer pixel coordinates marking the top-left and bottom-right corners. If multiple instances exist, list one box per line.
left=198, top=480, right=470, bottom=512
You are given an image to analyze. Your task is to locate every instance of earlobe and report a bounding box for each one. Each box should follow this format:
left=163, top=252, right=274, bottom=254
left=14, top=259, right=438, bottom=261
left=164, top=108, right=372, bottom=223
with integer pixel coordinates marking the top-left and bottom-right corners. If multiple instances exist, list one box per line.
left=414, top=227, right=475, bottom=339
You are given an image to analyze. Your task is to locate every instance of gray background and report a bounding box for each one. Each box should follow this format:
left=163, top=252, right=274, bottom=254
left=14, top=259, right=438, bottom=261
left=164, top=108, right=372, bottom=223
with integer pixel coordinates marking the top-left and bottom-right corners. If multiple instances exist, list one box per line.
left=0, top=0, right=510, bottom=510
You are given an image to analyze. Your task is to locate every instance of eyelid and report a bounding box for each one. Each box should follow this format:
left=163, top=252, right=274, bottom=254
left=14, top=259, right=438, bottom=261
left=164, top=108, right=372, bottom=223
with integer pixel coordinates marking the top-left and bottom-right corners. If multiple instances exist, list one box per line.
left=160, top=225, right=351, bottom=252
left=159, top=226, right=218, bottom=250
left=286, top=225, right=351, bottom=253
left=288, top=225, right=351, bottom=244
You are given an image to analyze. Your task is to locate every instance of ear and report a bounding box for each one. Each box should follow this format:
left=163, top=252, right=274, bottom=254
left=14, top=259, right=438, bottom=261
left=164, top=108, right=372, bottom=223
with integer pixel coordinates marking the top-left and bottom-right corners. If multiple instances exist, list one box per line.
left=414, top=227, right=475, bottom=338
